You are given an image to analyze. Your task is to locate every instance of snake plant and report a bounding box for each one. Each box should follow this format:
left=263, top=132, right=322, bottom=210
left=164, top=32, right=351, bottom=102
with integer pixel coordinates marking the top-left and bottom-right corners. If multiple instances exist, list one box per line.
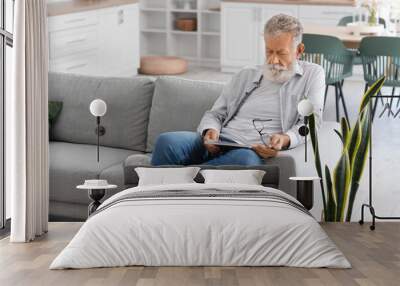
left=309, top=76, right=385, bottom=222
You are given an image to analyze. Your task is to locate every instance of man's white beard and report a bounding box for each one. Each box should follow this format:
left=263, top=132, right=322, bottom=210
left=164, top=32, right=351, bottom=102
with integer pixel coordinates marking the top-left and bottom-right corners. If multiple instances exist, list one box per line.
left=263, top=61, right=296, bottom=83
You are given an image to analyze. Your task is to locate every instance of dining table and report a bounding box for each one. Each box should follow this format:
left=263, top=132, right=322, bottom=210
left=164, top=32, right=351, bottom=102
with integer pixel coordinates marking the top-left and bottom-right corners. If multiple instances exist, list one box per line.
left=303, top=24, right=398, bottom=49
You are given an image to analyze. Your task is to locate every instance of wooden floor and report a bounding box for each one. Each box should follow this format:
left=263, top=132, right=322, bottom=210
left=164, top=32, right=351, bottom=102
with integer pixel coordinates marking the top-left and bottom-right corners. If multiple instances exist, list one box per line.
left=0, top=222, right=399, bottom=286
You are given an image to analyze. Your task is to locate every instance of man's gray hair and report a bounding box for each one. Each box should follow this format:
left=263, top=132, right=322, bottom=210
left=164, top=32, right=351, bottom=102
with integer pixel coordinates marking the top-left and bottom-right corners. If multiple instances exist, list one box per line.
left=264, top=14, right=303, bottom=47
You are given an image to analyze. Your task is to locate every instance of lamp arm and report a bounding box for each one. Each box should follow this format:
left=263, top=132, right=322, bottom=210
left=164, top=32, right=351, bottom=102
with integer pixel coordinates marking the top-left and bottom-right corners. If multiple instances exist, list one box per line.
left=97, top=116, right=100, bottom=163
left=297, top=115, right=310, bottom=162
left=305, top=116, right=308, bottom=162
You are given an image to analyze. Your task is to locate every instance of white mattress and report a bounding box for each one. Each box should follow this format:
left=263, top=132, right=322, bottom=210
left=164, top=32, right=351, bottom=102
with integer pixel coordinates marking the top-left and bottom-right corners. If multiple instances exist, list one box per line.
left=50, top=183, right=350, bottom=269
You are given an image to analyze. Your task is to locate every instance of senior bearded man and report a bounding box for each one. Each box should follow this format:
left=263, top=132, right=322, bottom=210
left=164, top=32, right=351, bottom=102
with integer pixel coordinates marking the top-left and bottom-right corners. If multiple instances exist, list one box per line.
left=151, top=14, right=325, bottom=166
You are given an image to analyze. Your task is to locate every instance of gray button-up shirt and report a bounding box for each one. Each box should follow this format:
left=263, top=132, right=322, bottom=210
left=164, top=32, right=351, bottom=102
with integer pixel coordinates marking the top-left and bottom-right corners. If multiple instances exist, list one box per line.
left=197, top=61, right=325, bottom=149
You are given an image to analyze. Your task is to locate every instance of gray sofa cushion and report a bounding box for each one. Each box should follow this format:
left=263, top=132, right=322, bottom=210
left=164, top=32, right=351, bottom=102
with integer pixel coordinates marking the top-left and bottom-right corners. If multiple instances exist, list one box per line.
left=49, top=141, right=139, bottom=206
left=146, top=77, right=224, bottom=152
left=49, top=72, right=155, bottom=152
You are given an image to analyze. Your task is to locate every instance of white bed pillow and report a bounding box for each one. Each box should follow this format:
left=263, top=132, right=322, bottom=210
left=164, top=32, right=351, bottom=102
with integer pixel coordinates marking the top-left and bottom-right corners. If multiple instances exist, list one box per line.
left=200, top=169, right=266, bottom=185
left=135, top=167, right=201, bottom=186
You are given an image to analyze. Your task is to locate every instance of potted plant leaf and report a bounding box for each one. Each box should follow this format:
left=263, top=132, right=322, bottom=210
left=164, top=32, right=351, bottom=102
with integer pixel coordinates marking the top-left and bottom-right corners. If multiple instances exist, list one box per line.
left=309, top=76, right=385, bottom=222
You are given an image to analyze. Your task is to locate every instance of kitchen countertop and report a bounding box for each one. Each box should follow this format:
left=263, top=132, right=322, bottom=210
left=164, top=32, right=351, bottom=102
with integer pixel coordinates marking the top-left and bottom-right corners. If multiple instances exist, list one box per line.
left=222, top=0, right=355, bottom=6
left=47, top=0, right=139, bottom=17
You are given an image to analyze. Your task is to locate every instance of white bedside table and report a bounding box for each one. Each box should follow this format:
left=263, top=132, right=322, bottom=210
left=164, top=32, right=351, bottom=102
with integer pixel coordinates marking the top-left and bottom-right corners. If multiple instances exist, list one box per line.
left=289, top=177, right=320, bottom=210
left=77, top=180, right=117, bottom=216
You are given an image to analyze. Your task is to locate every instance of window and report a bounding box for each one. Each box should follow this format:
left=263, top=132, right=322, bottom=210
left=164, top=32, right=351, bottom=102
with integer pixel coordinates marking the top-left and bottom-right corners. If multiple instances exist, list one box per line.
left=0, top=0, right=14, bottom=230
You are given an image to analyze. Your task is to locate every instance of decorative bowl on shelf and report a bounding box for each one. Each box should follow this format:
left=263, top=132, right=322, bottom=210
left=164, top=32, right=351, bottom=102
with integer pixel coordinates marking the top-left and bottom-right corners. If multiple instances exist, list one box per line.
left=175, top=18, right=197, bottom=31
left=346, top=22, right=384, bottom=36
left=139, top=56, right=188, bottom=75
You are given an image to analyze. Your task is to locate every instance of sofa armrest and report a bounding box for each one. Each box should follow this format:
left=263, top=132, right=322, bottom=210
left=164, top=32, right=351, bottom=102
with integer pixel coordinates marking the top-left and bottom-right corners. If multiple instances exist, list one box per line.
left=124, top=153, right=152, bottom=167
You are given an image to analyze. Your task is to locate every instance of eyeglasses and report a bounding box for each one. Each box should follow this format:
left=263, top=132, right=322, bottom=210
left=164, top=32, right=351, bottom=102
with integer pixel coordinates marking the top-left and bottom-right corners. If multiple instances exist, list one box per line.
left=252, top=118, right=272, bottom=146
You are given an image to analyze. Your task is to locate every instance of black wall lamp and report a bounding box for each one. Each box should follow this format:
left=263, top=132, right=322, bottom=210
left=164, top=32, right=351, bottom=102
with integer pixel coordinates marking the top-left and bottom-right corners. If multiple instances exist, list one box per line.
left=89, top=99, right=107, bottom=162
left=297, top=99, right=314, bottom=162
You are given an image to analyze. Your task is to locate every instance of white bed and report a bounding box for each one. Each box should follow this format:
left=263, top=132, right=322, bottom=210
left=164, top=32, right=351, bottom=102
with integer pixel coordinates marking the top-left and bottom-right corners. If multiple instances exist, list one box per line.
left=50, top=183, right=350, bottom=269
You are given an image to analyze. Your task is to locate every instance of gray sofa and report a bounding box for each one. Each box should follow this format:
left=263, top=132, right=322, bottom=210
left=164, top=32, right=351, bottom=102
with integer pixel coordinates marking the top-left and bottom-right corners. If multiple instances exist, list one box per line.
left=49, top=72, right=342, bottom=221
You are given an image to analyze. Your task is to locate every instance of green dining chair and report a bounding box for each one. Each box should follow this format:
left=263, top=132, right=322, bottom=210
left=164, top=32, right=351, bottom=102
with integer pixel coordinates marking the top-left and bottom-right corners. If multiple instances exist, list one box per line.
left=359, top=36, right=400, bottom=119
left=302, top=34, right=354, bottom=123
left=338, top=16, right=387, bottom=66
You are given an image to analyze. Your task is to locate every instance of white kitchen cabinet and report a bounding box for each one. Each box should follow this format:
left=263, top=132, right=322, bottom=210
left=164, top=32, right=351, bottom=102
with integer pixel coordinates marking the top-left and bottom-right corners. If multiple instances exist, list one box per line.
left=99, top=5, right=140, bottom=77
left=49, top=26, right=98, bottom=60
left=221, top=3, right=259, bottom=72
left=52, top=52, right=98, bottom=75
left=298, top=5, right=353, bottom=27
left=48, top=3, right=139, bottom=77
left=221, top=2, right=355, bottom=72
left=48, top=10, right=99, bottom=32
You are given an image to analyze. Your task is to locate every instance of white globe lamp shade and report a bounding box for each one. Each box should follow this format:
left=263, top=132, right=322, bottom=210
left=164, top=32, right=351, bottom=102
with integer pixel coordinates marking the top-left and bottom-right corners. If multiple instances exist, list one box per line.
left=297, top=99, right=314, bottom=116
left=90, top=99, right=107, bottom=117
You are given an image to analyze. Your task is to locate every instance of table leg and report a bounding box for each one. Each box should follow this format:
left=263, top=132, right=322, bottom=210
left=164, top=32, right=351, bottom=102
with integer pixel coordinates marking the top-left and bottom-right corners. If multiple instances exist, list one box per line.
left=88, top=189, right=105, bottom=216
left=296, top=181, right=314, bottom=210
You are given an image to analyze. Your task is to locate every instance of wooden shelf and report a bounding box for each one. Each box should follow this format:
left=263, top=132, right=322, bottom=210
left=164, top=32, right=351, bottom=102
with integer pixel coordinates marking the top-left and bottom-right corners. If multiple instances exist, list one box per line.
left=170, top=9, right=198, bottom=13
left=201, top=31, right=220, bottom=36
left=141, top=28, right=167, bottom=33
left=201, top=10, right=220, bottom=14
left=139, top=0, right=221, bottom=68
left=171, top=30, right=198, bottom=35
left=140, top=7, right=166, bottom=12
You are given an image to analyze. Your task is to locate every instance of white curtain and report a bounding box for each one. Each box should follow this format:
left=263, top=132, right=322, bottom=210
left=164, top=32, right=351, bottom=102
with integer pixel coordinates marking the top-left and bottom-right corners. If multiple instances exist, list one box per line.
left=8, top=0, right=49, bottom=242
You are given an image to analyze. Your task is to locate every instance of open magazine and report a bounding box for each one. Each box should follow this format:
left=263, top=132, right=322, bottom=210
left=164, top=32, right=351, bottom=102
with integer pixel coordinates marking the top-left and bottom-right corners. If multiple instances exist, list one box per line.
left=204, top=139, right=252, bottom=149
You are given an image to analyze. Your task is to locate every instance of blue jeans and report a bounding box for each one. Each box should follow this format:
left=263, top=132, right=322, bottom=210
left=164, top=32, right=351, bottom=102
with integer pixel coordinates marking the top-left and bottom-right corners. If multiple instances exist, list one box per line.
left=151, top=131, right=264, bottom=166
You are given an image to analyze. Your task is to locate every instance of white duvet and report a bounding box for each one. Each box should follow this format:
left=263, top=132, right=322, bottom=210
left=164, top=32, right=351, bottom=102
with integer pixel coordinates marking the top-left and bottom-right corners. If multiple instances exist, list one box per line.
left=50, top=183, right=350, bottom=269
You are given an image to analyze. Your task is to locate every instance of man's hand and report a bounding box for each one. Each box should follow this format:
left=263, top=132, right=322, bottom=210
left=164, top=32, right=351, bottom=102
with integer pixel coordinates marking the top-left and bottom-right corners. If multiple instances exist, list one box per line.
left=203, top=129, right=221, bottom=155
left=269, top=134, right=290, bottom=151
left=252, top=144, right=278, bottom=159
